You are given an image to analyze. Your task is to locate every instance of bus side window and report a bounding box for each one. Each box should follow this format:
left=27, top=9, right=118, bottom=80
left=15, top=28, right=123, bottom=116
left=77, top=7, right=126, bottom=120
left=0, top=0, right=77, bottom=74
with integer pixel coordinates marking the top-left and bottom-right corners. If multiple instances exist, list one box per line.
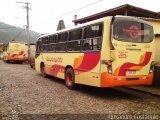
left=67, top=41, right=81, bottom=51
left=82, top=38, right=101, bottom=51
left=36, top=40, right=42, bottom=57
left=48, top=44, right=56, bottom=52
left=56, top=43, right=66, bottom=51
left=82, top=39, right=92, bottom=51
left=83, top=23, right=103, bottom=39
left=49, top=35, right=57, bottom=43
left=69, top=29, right=82, bottom=41
left=67, top=28, right=82, bottom=52
left=92, top=38, right=102, bottom=50
left=42, top=37, right=48, bottom=44
left=49, top=36, right=53, bottom=43
left=42, top=45, right=49, bottom=52
left=83, top=23, right=103, bottom=51
left=58, top=32, right=68, bottom=42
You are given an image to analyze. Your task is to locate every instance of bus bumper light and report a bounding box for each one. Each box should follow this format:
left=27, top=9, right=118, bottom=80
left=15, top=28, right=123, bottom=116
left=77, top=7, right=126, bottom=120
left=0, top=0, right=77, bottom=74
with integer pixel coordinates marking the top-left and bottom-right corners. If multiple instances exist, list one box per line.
left=114, top=77, right=122, bottom=80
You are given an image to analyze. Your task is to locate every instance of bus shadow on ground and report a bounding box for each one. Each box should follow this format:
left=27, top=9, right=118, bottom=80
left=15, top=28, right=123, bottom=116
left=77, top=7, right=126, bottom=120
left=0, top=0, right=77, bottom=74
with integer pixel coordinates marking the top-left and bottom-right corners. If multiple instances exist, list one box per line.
left=76, top=85, right=142, bottom=100
left=4, top=61, right=23, bottom=64
left=46, top=75, right=141, bottom=100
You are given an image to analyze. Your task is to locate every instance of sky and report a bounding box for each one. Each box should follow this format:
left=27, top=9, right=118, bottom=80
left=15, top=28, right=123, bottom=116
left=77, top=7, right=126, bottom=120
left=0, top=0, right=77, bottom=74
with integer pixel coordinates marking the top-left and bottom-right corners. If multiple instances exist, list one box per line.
left=0, top=0, right=160, bottom=34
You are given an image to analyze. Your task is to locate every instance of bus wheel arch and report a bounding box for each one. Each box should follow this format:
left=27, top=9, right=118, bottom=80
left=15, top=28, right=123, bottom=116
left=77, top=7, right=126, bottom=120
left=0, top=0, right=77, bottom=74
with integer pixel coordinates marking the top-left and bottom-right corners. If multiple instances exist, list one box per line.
left=40, top=62, right=47, bottom=77
left=65, top=66, right=76, bottom=90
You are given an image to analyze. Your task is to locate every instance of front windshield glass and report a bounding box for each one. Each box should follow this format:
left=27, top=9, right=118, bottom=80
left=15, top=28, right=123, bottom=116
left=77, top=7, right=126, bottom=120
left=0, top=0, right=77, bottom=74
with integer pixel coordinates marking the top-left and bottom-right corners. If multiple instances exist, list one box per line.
left=113, top=20, right=154, bottom=43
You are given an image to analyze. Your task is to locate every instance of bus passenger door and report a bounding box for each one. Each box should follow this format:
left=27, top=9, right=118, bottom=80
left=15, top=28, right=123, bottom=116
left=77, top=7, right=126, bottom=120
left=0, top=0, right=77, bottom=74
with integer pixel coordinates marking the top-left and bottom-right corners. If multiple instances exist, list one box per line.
left=35, top=41, right=42, bottom=72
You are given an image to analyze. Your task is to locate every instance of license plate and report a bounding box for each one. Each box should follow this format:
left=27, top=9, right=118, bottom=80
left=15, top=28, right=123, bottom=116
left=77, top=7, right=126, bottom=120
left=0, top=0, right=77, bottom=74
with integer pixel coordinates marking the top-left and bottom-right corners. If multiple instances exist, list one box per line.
left=126, top=70, right=136, bottom=75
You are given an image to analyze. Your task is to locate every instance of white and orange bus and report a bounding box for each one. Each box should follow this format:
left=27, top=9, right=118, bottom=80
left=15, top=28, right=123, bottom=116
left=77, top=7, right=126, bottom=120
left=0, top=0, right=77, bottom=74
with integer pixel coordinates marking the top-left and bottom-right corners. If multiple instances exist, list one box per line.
left=35, top=16, right=155, bottom=89
left=3, top=40, right=26, bottom=63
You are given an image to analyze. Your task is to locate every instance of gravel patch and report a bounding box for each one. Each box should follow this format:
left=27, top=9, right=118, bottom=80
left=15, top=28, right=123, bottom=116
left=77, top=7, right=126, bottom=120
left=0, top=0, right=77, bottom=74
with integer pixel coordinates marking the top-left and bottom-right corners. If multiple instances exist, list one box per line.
left=0, top=60, right=160, bottom=119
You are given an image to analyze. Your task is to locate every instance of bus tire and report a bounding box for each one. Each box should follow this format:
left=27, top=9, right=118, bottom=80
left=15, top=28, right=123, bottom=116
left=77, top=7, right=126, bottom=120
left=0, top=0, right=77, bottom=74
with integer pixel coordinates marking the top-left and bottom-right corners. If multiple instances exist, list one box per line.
left=30, top=63, right=33, bottom=68
left=6, top=60, right=9, bottom=63
left=41, top=64, right=47, bottom=77
left=65, top=68, right=76, bottom=90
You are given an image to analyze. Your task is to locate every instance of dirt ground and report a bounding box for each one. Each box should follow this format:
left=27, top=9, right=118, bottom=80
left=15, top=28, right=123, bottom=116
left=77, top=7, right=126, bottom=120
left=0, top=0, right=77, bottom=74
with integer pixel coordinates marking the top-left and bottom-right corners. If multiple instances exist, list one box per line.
left=0, top=60, right=160, bottom=119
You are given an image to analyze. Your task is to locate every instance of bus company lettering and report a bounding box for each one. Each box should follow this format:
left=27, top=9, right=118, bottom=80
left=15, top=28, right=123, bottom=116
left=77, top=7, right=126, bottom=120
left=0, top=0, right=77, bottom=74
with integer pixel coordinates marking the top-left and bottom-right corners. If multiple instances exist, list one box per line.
left=118, top=51, right=128, bottom=58
left=123, top=25, right=144, bottom=39
left=46, top=57, right=63, bottom=63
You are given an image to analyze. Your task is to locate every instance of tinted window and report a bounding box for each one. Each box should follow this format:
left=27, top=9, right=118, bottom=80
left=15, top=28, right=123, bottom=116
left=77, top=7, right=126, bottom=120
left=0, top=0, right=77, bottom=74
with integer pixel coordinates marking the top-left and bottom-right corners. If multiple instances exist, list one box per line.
left=36, top=40, right=41, bottom=54
left=56, top=43, right=66, bottom=51
left=92, top=38, right=102, bottom=50
left=42, top=44, right=48, bottom=51
left=67, top=41, right=81, bottom=51
left=48, top=44, right=56, bottom=51
left=84, top=23, right=103, bottom=39
left=69, top=29, right=82, bottom=41
left=42, top=37, right=48, bottom=44
left=49, top=35, right=57, bottom=43
left=58, top=32, right=68, bottom=42
left=113, top=20, right=154, bottom=43
left=82, top=38, right=102, bottom=51
left=82, top=39, right=92, bottom=51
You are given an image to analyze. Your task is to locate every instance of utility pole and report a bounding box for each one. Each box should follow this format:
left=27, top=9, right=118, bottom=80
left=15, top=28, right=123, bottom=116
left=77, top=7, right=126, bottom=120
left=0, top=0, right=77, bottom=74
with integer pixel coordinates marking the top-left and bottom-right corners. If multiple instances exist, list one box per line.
left=16, top=1, right=31, bottom=63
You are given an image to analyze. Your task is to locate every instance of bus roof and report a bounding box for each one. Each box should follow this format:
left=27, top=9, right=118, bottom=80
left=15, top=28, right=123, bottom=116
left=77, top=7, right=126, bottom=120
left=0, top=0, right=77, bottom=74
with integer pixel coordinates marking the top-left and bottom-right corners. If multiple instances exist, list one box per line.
left=38, top=15, right=152, bottom=40
left=39, top=16, right=111, bottom=39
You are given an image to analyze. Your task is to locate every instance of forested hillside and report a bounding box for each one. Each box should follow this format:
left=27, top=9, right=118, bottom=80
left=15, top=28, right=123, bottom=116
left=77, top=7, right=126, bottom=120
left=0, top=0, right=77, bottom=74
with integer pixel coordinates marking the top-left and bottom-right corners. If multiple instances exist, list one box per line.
left=0, top=22, right=40, bottom=43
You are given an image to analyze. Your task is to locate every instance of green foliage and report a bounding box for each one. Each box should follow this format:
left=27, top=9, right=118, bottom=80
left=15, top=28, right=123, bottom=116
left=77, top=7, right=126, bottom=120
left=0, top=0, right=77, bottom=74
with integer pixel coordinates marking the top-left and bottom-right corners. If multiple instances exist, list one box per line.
left=0, top=22, right=40, bottom=44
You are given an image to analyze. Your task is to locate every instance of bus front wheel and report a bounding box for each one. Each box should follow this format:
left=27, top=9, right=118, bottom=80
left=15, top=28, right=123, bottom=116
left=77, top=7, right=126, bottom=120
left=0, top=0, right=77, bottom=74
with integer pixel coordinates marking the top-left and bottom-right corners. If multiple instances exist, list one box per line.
left=65, top=68, right=76, bottom=90
left=41, top=64, right=47, bottom=77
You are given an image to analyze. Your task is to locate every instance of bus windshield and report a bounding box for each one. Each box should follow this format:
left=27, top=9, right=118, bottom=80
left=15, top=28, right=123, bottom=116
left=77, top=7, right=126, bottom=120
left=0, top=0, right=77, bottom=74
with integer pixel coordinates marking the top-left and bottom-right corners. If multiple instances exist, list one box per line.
left=113, top=20, right=154, bottom=43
